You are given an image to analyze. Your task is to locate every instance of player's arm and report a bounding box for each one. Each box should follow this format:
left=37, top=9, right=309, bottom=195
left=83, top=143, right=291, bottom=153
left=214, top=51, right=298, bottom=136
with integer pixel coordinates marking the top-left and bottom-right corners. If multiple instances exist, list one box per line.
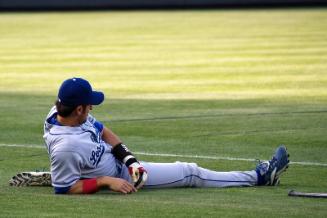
left=101, top=126, right=148, bottom=189
left=89, top=115, right=121, bottom=146
left=101, top=126, right=122, bottom=147
left=68, top=176, right=137, bottom=194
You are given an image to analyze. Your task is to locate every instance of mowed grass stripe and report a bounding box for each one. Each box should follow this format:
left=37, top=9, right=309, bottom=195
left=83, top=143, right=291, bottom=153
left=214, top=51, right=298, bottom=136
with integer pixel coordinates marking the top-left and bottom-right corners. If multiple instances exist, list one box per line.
left=1, top=67, right=326, bottom=98
left=1, top=55, right=327, bottom=64
left=1, top=46, right=327, bottom=58
left=1, top=43, right=327, bottom=55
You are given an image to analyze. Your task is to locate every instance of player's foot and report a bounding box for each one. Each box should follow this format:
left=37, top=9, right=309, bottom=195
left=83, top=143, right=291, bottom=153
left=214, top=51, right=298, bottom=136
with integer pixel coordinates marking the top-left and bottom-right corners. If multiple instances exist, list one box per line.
left=255, top=145, right=290, bottom=186
left=9, top=172, right=52, bottom=187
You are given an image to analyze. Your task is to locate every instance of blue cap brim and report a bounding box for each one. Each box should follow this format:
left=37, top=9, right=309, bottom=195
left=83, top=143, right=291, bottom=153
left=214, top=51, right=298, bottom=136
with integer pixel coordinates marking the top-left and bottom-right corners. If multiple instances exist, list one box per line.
left=90, top=91, right=104, bottom=105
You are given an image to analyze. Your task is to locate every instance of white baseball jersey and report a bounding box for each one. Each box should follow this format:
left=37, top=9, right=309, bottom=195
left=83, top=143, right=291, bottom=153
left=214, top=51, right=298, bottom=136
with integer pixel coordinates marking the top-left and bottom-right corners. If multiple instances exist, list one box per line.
left=44, top=106, right=259, bottom=194
left=43, top=106, right=119, bottom=193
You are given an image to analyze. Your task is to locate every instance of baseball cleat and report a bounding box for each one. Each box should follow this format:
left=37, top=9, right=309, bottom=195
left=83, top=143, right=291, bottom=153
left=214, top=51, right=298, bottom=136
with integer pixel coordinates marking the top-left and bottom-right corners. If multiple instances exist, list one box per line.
left=9, top=172, right=52, bottom=187
left=256, top=145, right=290, bottom=186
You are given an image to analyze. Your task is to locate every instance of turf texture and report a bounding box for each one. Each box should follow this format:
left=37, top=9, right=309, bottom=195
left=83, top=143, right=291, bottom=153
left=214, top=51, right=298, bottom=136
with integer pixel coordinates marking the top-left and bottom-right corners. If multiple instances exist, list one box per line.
left=0, top=8, right=327, bottom=218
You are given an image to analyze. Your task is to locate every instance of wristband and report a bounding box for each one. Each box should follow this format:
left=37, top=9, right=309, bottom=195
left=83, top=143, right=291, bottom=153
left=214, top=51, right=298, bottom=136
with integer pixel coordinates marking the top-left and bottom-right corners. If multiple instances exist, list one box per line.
left=112, top=143, right=138, bottom=167
left=82, top=178, right=98, bottom=194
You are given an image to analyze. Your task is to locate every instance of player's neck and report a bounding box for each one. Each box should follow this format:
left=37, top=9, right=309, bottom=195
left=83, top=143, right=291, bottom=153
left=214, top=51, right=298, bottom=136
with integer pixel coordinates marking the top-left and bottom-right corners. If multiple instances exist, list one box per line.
left=56, top=115, right=80, bottom=127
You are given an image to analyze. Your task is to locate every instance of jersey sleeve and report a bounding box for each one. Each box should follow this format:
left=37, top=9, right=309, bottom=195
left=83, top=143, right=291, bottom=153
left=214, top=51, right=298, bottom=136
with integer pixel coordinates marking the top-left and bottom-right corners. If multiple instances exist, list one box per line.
left=87, top=114, right=104, bottom=133
left=50, top=151, right=84, bottom=194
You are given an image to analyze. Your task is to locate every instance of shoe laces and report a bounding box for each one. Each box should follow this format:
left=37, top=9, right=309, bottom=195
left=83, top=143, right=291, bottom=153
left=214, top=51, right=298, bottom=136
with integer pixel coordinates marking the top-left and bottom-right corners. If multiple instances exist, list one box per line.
left=255, top=159, right=270, bottom=176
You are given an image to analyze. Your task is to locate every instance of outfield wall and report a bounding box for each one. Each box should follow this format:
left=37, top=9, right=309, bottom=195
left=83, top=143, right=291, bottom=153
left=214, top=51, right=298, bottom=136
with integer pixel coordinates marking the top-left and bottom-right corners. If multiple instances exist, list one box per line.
left=1, top=0, right=327, bottom=10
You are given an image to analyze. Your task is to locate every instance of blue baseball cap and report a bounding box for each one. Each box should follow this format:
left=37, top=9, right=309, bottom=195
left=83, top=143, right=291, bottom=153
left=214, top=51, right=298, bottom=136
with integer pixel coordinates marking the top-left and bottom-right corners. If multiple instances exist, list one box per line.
left=58, top=77, right=104, bottom=106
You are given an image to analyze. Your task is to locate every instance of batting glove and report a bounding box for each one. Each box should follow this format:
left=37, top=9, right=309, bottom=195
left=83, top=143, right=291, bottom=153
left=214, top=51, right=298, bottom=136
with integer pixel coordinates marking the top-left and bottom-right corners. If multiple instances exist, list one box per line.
left=128, top=162, right=148, bottom=189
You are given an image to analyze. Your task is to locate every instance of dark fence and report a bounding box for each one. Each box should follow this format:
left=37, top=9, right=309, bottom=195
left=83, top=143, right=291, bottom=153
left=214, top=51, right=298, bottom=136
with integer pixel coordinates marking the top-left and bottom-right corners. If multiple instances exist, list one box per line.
left=1, top=0, right=327, bottom=10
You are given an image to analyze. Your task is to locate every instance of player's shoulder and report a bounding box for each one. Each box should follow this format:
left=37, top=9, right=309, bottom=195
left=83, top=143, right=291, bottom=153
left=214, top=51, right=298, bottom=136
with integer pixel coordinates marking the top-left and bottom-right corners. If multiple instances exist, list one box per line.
left=87, top=113, right=97, bottom=124
left=46, top=106, right=57, bottom=120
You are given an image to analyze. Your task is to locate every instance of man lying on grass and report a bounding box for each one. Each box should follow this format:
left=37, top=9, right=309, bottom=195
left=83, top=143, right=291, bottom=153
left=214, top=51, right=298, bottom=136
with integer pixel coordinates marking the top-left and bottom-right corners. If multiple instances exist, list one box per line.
left=11, top=77, right=290, bottom=194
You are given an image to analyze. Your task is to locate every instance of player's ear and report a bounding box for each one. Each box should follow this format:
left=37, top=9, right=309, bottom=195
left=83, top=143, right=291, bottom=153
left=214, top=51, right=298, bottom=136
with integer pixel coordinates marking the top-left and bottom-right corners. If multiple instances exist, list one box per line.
left=75, top=105, right=84, bottom=116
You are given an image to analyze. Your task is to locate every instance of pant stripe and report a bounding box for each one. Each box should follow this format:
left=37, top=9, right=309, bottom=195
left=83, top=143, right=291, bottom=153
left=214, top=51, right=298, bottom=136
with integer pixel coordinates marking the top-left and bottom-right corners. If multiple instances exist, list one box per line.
left=145, top=174, right=256, bottom=187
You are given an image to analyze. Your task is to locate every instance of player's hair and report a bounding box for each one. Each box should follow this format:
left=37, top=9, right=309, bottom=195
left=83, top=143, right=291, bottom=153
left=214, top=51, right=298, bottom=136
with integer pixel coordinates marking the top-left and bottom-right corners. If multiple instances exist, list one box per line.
left=55, top=100, right=87, bottom=117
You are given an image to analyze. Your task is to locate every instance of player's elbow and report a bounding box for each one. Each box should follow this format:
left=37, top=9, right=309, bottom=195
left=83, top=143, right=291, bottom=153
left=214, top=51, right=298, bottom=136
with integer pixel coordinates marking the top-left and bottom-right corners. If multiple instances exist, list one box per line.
left=54, top=186, right=71, bottom=194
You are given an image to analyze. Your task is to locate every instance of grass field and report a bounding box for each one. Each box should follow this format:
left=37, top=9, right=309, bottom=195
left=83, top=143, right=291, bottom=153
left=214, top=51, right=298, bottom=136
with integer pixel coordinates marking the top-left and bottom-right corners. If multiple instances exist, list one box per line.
left=0, top=8, right=327, bottom=217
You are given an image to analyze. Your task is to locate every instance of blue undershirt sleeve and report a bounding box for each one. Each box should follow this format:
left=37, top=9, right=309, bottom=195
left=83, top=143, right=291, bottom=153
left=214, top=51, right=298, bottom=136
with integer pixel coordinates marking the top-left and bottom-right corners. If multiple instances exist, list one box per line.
left=54, top=186, right=71, bottom=194
left=93, top=121, right=104, bottom=133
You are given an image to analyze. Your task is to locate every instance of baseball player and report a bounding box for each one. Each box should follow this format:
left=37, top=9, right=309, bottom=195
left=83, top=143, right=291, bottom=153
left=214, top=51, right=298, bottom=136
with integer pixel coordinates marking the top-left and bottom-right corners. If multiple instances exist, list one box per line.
left=11, top=77, right=290, bottom=194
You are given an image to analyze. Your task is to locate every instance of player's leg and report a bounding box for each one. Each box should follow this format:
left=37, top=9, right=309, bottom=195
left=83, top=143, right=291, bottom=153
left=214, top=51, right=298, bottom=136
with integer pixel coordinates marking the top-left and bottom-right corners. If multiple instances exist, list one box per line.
left=118, top=145, right=289, bottom=188
left=119, top=161, right=257, bottom=188
left=142, top=161, right=258, bottom=188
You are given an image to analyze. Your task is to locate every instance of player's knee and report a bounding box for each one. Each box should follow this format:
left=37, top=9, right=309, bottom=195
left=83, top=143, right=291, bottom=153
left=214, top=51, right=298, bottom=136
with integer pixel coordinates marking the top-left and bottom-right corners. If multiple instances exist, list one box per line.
left=176, top=161, right=198, bottom=172
left=176, top=162, right=201, bottom=187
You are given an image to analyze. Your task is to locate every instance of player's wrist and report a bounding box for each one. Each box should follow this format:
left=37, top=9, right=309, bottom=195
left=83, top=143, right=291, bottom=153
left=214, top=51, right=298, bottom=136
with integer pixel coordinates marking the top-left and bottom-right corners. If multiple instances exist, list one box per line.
left=99, top=176, right=112, bottom=188
left=123, top=155, right=138, bottom=167
left=96, top=176, right=108, bottom=187
left=97, top=176, right=118, bottom=190
left=112, top=143, right=139, bottom=167
left=82, top=178, right=98, bottom=194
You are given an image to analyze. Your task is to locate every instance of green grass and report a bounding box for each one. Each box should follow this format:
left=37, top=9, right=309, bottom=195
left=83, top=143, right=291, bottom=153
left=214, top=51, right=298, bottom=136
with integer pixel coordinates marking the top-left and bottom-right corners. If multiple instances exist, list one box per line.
left=0, top=8, right=327, bottom=218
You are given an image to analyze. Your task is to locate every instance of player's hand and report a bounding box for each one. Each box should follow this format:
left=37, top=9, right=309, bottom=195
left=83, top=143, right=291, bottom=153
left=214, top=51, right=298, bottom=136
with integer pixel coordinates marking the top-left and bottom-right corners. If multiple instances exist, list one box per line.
left=128, top=162, right=148, bottom=189
left=107, top=177, right=137, bottom=194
